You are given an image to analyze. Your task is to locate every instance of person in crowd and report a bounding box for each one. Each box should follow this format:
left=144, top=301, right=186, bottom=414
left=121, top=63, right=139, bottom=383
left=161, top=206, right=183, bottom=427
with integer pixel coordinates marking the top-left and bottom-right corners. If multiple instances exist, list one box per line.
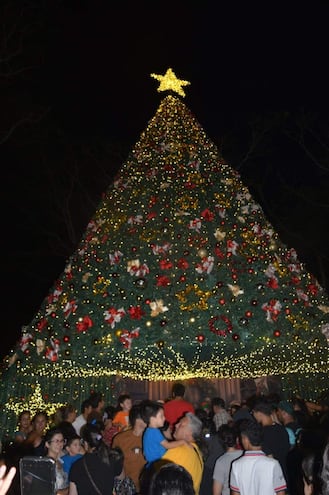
left=72, top=398, right=92, bottom=435
left=0, top=465, right=16, bottom=495
left=24, top=410, right=48, bottom=455
left=107, top=446, right=136, bottom=495
left=161, top=412, right=204, bottom=495
left=112, top=403, right=147, bottom=493
left=302, top=440, right=329, bottom=495
left=141, top=400, right=189, bottom=465
left=163, top=383, right=194, bottom=432
left=54, top=404, right=78, bottom=443
left=113, top=394, right=133, bottom=431
left=148, top=463, right=195, bottom=495
left=252, top=399, right=290, bottom=483
left=69, top=421, right=121, bottom=495
left=45, top=427, right=69, bottom=495
left=277, top=400, right=302, bottom=447
left=211, top=398, right=232, bottom=432
left=195, top=408, right=225, bottom=495
left=61, top=434, right=83, bottom=475
left=230, top=419, right=287, bottom=495
left=87, top=392, right=105, bottom=423
left=102, top=405, right=120, bottom=447
left=231, top=398, right=253, bottom=424
left=212, top=424, right=242, bottom=495
left=13, top=410, right=32, bottom=443
left=292, top=397, right=312, bottom=428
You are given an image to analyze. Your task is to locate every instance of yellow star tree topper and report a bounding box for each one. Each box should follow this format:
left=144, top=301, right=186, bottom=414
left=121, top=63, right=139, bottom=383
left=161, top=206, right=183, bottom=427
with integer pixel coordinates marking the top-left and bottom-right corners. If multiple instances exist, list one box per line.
left=151, top=68, right=190, bottom=97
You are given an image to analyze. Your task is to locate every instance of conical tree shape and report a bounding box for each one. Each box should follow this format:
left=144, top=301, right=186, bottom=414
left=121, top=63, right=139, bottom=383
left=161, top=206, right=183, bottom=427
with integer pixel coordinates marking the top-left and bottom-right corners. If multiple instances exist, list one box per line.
left=1, top=94, right=329, bottom=439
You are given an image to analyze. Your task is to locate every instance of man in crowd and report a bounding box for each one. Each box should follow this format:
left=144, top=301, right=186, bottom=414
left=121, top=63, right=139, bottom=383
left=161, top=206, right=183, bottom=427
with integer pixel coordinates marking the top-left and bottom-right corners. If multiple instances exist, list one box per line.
left=230, top=419, right=287, bottom=495
left=163, top=383, right=194, bottom=432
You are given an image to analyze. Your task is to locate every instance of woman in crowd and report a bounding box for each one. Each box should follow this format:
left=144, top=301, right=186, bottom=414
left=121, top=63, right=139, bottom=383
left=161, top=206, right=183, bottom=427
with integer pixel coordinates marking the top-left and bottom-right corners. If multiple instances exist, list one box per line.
left=13, top=410, right=32, bottom=444
left=24, top=410, right=48, bottom=455
left=45, top=427, right=69, bottom=495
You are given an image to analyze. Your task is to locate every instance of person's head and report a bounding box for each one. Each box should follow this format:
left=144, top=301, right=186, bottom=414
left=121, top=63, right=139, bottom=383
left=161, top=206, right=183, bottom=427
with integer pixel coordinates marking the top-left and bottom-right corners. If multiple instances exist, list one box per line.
left=45, top=427, right=66, bottom=459
left=172, top=383, right=186, bottom=399
left=117, top=394, right=132, bottom=412
left=81, top=398, right=93, bottom=418
left=174, top=413, right=202, bottom=442
left=277, top=400, right=295, bottom=425
left=18, top=410, right=31, bottom=429
left=218, top=424, right=238, bottom=449
left=129, top=404, right=147, bottom=430
left=89, top=392, right=105, bottom=412
left=141, top=400, right=165, bottom=428
left=65, top=434, right=81, bottom=456
left=252, top=400, right=274, bottom=425
left=239, top=419, right=263, bottom=450
left=103, top=405, right=117, bottom=428
left=32, top=411, right=48, bottom=433
left=149, top=463, right=195, bottom=495
left=62, top=404, right=77, bottom=423
left=211, top=397, right=225, bottom=412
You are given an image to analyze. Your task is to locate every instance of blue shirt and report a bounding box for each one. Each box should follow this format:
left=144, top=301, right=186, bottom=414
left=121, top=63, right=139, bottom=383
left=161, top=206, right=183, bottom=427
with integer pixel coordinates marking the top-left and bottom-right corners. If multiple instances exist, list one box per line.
left=143, top=427, right=166, bottom=464
left=61, top=453, right=83, bottom=474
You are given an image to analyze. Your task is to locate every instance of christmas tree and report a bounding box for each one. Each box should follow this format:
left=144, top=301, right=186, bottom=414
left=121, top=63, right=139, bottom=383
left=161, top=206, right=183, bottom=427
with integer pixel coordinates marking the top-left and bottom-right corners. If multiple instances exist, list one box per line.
left=1, top=69, right=328, bottom=439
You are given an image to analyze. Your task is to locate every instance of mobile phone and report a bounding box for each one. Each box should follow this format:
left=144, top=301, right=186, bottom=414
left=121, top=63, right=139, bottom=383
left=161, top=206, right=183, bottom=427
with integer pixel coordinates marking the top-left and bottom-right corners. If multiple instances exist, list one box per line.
left=19, top=456, right=56, bottom=495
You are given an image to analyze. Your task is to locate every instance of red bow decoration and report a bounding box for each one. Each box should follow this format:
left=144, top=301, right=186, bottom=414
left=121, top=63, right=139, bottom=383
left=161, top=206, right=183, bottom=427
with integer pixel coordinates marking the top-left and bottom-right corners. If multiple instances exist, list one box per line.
left=45, top=338, right=61, bottom=362
left=76, top=315, right=93, bottom=333
left=119, top=328, right=140, bottom=350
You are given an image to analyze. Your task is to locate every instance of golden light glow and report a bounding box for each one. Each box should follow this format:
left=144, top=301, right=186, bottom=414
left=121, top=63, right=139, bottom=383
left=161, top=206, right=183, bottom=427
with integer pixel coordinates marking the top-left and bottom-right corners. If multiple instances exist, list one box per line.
left=150, top=68, right=190, bottom=97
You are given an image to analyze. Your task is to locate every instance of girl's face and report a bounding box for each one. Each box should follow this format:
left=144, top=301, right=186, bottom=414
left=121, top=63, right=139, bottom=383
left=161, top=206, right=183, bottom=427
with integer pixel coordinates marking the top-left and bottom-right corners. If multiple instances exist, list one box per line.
left=66, top=439, right=81, bottom=456
left=47, top=433, right=65, bottom=458
left=33, top=414, right=47, bottom=433
left=20, top=413, right=31, bottom=429
left=151, top=409, right=165, bottom=428
left=121, top=398, right=132, bottom=411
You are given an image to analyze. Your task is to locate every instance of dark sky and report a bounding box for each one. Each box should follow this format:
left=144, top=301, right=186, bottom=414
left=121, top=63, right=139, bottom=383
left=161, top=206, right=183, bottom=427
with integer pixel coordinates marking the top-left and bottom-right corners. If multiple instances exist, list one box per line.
left=2, top=2, right=329, bottom=359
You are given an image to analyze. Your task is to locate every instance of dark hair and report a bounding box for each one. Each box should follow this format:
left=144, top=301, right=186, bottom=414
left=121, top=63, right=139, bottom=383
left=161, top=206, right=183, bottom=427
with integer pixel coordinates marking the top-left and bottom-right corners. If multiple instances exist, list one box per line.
left=103, top=405, right=117, bottom=421
left=65, top=434, right=81, bottom=447
left=240, top=419, right=263, bottom=447
left=116, top=394, right=131, bottom=410
left=81, top=398, right=92, bottom=414
left=18, top=410, right=31, bottom=423
left=140, top=400, right=163, bottom=425
left=218, top=424, right=238, bottom=448
left=45, top=427, right=64, bottom=444
left=80, top=422, right=110, bottom=464
left=32, top=410, right=48, bottom=423
left=172, top=383, right=185, bottom=398
left=252, top=400, right=274, bottom=416
left=88, top=392, right=103, bottom=409
left=211, top=397, right=225, bottom=409
left=129, top=404, right=144, bottom=428
left=149, top=463, right=195, bottom=495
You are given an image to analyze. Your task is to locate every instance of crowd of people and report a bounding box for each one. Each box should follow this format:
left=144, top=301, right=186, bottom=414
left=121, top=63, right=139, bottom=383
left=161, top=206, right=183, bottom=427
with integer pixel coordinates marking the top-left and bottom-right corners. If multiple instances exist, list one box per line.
left=0, top=384, right=328, bottom=494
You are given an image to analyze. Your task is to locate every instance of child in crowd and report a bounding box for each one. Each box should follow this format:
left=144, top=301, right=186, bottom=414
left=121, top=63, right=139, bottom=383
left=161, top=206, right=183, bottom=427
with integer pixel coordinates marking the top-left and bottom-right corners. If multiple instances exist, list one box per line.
left=61, top=434, right=83, bottom=475
left=102, top=405, right=120, bottom=447
left=141, top=400, right=190, bottom=465
left=113, top=395, right=132, bottom=431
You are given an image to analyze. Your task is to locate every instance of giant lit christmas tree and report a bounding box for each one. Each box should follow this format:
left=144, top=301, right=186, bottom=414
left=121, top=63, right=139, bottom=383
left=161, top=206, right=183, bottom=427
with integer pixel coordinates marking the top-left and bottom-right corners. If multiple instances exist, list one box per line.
left=1, top=69, right=328, bottom=439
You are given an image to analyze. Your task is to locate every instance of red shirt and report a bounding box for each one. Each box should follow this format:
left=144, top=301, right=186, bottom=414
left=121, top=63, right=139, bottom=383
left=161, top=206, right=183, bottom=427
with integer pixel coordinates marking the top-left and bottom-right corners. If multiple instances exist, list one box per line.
left=163, top=399, right=194, bottom=429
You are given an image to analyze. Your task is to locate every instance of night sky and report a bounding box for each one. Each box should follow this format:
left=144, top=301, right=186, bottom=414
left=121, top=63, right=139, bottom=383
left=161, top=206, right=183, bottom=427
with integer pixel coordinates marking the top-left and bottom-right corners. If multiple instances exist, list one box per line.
left=2, top=2, right=329, bottom=360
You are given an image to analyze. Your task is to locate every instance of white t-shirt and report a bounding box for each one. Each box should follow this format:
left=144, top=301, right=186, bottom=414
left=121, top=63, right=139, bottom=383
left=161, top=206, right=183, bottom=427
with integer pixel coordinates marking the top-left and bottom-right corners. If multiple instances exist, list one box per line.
left=230, top=450, right=287, bottom=495
left=72, top=414, right=86, bottom=435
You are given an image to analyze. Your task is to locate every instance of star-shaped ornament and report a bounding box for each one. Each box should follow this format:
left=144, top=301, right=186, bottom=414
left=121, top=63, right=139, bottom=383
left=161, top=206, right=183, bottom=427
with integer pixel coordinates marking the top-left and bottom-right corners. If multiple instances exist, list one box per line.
left=150, top=68, right=190, bottom=97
